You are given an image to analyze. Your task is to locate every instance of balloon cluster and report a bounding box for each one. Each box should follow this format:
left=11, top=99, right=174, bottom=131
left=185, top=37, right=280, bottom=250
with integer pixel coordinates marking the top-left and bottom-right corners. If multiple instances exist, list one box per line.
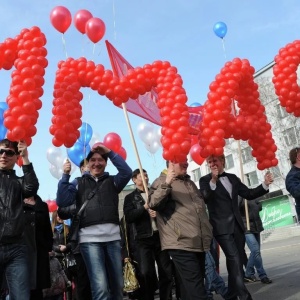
left=273, top=40, right=300, bottom=117
left=0, top=26, right=47, bottom=145
left=50, top=58, right=190, bottom=162
left=50, top=6, right=106, bottom=44
left=67, top=122, right=92, bottom=167
left=47, top=146, right=77, bottom=180
left=137, top=122, right=162, bottom=154
left=199, top=58, right=278, bottom=170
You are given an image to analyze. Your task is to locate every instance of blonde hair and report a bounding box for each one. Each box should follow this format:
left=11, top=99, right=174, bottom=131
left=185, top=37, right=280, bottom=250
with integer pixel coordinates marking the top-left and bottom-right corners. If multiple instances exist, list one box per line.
left=51, top=210, right=69, bottom=236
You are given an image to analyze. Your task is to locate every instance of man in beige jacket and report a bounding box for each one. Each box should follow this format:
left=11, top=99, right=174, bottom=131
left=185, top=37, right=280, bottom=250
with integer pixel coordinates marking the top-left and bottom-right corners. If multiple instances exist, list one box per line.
left=149, top=160, right=213, bottom=300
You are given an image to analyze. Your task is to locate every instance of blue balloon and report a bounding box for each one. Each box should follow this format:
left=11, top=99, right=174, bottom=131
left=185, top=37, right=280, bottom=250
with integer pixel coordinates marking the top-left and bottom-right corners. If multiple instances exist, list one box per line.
left=0, top=102, right=8, bottom=112
left=67, top=141, right=91, bottom=167
left=190, top=102, right=201, bottom=107
left=213, top=22, right=227, bottom=39
left=0, top=108, right=7, bottom=140
left=78, top=122, right=93, bottom=145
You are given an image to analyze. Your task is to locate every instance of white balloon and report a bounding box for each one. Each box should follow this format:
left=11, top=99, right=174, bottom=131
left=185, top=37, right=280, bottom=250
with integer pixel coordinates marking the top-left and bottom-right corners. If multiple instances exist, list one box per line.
left=137, top=122, right=154, bottom=144
left=145, top=141, right=160, bottom=154
left=89, top=132, right=101, bottom=147
left=46, top=146, right=63, bottom=166
left=49, top=164, right=63, bottom=180
left=154, top=127, right=162, bottom=147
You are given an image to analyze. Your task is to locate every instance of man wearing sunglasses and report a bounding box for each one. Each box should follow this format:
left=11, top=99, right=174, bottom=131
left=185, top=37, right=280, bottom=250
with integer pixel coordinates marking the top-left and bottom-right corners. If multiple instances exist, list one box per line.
left=0, top=139, right=39, bottom=300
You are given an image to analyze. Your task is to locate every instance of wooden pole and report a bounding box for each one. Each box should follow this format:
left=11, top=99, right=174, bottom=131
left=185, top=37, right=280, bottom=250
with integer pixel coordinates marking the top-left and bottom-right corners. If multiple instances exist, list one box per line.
left=121, top=103, right=149, bottom=200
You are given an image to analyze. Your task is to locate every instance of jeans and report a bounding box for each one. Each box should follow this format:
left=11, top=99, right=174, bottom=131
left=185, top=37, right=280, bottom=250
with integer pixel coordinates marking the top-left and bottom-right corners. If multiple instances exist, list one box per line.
left=80, top=240, right=123, bottom=300
left=205, top=251, right=228, bottom=298
left=0, top=242, right=30, bottom=300
left=245, top=233, right=267, bottom=279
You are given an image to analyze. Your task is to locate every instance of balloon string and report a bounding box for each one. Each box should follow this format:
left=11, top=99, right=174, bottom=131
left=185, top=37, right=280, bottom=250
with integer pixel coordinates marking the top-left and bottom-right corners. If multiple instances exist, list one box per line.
left=61, top=34, right=68, bottom=59
left=222, top=38, right=227, bottom=60
left=112, top=0, right=117, bottom=40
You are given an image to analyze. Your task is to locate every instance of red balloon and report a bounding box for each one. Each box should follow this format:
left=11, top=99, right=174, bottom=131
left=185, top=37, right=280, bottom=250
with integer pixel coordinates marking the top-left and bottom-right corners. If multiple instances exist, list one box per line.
left=103, top=132, right=122, bottom=152
left=190, top=144, right=205, bottom=165
left=117, top=147, right=127, bottom=160
left=47, top=200, right=58, bottom=213
left=74, top=10, right=93, bottom=34
left=85, top=17, right=106, bottom=43
left=50, top=6, right=72, bottom=34
left=16, top=156, right=23, bottom=168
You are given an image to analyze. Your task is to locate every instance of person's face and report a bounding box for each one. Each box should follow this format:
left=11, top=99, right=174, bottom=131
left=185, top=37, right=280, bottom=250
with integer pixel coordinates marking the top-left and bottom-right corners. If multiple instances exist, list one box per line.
left=80, top=164, right=89, bottom=175
left=170, top=160, right=189, bottom=176
left=0, top=146, right=18, bottom=170
left=88, top=153, right=107, bottom=177
left=133, top=172, right=149, bottom=190
left=56, top=215, right=63, bottom=223
left=206, top=156, right=225, bottom=173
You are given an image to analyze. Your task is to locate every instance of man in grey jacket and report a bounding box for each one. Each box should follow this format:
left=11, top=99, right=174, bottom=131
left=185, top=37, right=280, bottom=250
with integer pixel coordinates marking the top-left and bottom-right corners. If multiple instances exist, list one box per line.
left=149, top=160, right=212, bottom=300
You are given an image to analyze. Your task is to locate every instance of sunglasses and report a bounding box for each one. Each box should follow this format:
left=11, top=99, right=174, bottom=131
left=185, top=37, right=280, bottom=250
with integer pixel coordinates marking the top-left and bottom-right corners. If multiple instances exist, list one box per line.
left=0, top=149, right=17, bottom=157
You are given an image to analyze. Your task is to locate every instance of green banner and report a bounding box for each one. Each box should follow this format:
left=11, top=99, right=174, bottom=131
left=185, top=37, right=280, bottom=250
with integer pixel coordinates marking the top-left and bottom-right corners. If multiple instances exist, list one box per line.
left=260, top=195, right=294, bottom=229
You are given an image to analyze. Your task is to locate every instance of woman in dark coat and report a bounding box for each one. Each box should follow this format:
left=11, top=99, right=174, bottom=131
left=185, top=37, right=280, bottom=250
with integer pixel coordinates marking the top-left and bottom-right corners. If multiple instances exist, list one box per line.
left=23, top=195, right=53, bottom=300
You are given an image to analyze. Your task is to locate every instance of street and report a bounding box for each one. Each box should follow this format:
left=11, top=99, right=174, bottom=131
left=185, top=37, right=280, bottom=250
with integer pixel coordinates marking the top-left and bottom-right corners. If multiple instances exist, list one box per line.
left=214, top=235, right=300, bottom=300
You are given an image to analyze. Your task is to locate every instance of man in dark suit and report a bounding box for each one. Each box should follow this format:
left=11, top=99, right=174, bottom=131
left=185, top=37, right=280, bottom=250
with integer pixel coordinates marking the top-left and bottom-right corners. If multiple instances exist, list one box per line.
left=199, top=154, right=273, bottom=300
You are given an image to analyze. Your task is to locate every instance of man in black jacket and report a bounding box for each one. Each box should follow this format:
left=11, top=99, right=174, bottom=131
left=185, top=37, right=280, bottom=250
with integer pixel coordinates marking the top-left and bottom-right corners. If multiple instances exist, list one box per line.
left=123, top=168, right=173, bottom=300
left=199, top=154, right=273, bottom=300
left=0, top=139, right=39, bottom=300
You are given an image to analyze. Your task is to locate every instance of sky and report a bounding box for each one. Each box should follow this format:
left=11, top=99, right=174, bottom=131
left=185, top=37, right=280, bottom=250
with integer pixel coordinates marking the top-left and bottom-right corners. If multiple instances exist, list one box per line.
left=1, top=0, right=300, bottom=200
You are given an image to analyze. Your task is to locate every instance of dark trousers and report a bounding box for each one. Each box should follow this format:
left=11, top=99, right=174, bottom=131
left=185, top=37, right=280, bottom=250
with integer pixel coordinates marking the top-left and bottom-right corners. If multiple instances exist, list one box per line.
left=136, top=232, right=173, bottom=300
left=74, top=253, right=92, bottom=300
left=168, top=249, right=207, bottom=300
left=215, top=223, right=252, bottom=300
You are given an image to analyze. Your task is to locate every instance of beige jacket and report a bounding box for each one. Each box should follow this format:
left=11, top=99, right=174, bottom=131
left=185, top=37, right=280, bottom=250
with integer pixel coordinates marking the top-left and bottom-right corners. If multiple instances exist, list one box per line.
left=149, top=171, right=212, bottom=252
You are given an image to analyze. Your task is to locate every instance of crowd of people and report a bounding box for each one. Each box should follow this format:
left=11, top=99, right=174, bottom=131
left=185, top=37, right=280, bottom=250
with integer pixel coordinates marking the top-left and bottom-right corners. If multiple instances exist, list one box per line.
left=1, top=137, right=298, bottom=300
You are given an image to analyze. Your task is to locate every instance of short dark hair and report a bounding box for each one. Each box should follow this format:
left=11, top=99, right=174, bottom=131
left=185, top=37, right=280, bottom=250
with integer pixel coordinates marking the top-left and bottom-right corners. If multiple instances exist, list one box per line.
left=0, top=139, right=18, bottom=154
left=289, top=147, right=299, bottom=164
left=79, top=159, right=86, bottom=168
left=132, top=168, right=147, bottom=179
left=86, top=150, right=108, bottom=162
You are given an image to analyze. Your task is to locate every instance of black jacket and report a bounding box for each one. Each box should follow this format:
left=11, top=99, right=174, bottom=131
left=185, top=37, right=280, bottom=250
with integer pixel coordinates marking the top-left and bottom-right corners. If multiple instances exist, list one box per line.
left=0, top=164, right=39, bottom=244
left=240, top=199, right=264, bottom=233
left=200, top=172, right=268, bottom=236
left=76, top=175, right=119, bottom=228
left=24, top=195, right=53, bottom=289
left=123, top=188, right=153, bottom=240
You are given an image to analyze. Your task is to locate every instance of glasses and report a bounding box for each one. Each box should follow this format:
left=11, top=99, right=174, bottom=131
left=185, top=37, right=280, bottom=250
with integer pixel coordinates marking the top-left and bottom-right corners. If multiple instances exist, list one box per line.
left=0, top=149, right=16, bottom=157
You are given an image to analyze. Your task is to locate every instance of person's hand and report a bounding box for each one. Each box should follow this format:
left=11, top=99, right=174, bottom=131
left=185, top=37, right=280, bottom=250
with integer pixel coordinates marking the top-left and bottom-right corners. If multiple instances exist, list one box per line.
left=124, top=257, right=130, bottom=263
left=92, top=144, right=111, bottom=154
left=166, top=164, right=176, bottom=185
left=67, top=281, right=72, bottom=288
left=148, top=209, right=156, bottom=218
left=59, top=245, right=67, bottom=252
left=264, top=171, right=274, bottom=186
left=63, top=159, right=71, bottom=174
left=18, top=141, right=28, bottom=158
left=24, top=197, right=36, bottom=206
left=210, top=166, right=218, bottom=184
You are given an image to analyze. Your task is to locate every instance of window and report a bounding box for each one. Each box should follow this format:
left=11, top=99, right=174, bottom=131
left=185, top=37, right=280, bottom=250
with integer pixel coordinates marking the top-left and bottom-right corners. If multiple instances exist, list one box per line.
left=283, top=127, right=298, bottom=146
left=245, top=171, right=259, bottom=187
left=192, top=168, right=201, bottom=182
left=242, top=147, right=253, bottom=163
left=225, top=154, right=234, bottom=169
left=276, top=104, right=288, bottom=119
